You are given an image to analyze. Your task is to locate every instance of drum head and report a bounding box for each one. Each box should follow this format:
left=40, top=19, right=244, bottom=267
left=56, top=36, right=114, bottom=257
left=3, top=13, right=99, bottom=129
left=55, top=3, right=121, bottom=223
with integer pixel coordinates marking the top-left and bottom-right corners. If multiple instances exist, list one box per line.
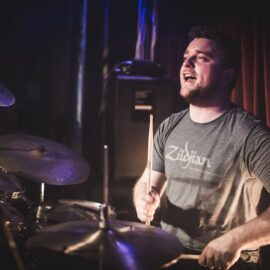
left=28, top=199, right=117, bottom=231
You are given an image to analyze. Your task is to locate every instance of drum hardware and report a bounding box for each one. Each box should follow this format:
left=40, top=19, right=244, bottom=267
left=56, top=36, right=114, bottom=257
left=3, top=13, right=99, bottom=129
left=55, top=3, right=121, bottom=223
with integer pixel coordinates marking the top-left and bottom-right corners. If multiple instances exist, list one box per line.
left=0, top=191, right=24, bottom=208
left=0, top=190, right=32, bottom=204
left=10, top=191, right=24, bottom=200
left=34, top=183, right=45, bottom=224
left=0, top=133, right=90, bottom=185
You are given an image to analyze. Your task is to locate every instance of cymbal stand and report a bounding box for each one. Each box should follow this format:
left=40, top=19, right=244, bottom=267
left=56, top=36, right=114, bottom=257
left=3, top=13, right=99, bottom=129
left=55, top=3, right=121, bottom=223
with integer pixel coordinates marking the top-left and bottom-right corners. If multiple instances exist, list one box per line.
left=99, top=145, right=110, bottom=230
left=35, top=182, right=45, bottom=225
left=103, top=145, right=109, bottom=206
left=98, top=144, right=111, bottom=270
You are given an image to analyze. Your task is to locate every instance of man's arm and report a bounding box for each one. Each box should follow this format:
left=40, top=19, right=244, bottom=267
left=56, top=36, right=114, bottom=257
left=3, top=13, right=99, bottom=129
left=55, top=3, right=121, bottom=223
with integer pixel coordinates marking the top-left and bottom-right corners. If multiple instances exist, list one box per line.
left=133, top=168, right=166, bottom=223
left=199, top=206, right=270, bottom=270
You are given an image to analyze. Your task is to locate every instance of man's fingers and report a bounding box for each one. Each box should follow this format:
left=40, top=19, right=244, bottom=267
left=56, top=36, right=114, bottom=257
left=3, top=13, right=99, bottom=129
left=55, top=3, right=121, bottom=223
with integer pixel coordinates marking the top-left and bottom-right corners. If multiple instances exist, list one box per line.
left=199, top=251, right=223, bottom=270
left=145, top=193, right=156, bottom=203
left=199, top=254, right=234, bottom=270
left=137, top=211, right=154, bottom=222
left=136, top=201, right=156, bottom=222
left=215, top=259, right=223, bottom=270
left=206, top=256, right=215, bottom=270
left=135, top=191, right=160, bottom=223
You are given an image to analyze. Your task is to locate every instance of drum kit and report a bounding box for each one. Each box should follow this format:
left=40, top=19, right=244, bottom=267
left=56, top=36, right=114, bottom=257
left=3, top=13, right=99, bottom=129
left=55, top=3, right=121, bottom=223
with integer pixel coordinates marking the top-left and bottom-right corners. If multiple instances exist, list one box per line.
left=0, top=85, right=184, bottom=270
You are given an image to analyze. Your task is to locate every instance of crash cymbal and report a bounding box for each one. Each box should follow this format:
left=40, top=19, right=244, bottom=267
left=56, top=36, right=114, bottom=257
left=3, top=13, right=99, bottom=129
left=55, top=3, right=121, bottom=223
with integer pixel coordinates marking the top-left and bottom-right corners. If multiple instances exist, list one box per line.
left=0, top=133, right=90, bottom=185
left=0, top=83, right=15, bottom=107
left=25, top=219, right=183, bottom=270
left=0, top=169, right=23, bottom=192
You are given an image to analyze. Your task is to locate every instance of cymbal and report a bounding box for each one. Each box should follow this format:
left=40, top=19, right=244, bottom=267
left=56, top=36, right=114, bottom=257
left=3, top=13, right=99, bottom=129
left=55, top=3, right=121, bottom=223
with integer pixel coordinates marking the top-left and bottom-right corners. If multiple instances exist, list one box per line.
left=0, top=83, right=15, bottom=107
left=0, top=170, right=23, bottom=192
left=0, top=133, right=90, bottom=185
left=25, top=220, right=183, bottom=270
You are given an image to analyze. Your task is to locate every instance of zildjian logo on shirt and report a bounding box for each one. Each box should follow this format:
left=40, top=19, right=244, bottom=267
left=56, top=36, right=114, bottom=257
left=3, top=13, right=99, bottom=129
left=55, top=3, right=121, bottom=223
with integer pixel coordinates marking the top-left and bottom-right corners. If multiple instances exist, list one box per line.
left=165, top=141, right=211, bottom=169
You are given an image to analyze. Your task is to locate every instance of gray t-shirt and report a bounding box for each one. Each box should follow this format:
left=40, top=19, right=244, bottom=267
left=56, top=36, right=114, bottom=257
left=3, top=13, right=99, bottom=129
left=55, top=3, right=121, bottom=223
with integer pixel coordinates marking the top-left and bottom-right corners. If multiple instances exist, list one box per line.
left=153, top=105, right=270, bottom=259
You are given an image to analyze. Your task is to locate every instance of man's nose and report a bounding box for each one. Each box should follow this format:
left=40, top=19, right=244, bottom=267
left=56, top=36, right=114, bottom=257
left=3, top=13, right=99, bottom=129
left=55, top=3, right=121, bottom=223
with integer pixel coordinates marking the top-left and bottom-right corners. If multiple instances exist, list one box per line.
left=183, top=57, right=194, bottom=67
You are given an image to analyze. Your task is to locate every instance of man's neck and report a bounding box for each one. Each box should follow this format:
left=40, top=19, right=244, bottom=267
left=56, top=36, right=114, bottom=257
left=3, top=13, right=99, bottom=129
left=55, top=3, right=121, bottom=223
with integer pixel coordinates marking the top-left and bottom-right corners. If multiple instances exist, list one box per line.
left=189, top=102, right=232, bottom=123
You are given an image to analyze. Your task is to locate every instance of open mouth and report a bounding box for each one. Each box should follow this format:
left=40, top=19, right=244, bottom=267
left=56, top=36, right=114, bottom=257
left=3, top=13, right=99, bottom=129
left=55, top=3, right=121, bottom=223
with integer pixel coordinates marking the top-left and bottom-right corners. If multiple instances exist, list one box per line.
left=183, top=73, right=196, bottom=81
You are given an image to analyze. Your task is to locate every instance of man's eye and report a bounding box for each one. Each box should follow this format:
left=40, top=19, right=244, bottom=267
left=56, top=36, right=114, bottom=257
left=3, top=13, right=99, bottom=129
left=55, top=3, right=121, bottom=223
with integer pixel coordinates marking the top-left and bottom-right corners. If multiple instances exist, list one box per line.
left=197, top=55, right=207, bottom=61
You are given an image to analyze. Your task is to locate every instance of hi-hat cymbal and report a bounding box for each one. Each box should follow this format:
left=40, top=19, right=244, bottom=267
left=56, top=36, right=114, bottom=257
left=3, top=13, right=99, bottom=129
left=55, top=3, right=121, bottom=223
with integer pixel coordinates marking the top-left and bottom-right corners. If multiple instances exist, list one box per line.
left=0, top=169, right=23, bottom=192
left=0, top=83, right=15, bottom=107
left=0, top=133, right=90, bottom=185
left=25, top=219, right=183, bottom=270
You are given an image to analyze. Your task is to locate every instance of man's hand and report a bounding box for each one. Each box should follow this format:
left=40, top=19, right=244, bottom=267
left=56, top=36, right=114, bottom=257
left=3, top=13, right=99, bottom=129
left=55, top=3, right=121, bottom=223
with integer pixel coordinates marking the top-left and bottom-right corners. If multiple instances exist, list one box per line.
left=134, top=188, right=160, bottom=223
left=133, top=169, right=166, bottom=223
left=198, top=234, right=241, bottom=270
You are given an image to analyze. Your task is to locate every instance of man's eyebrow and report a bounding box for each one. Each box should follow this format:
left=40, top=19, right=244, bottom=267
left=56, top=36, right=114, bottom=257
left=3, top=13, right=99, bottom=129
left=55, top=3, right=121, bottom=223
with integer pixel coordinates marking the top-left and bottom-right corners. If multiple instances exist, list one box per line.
left=183, top=49, right=214, bottom=58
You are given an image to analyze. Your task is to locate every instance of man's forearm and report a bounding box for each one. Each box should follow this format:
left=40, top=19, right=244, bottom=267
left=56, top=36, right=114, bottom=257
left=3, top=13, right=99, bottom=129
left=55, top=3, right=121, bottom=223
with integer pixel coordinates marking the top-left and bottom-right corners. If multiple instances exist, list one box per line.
left=226, top=206, right=270, bottom=250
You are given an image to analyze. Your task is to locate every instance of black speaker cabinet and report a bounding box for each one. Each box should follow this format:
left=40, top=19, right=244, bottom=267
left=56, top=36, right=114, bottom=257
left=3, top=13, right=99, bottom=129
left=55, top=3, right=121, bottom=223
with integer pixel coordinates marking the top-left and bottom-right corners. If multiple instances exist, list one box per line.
left=107, top=74, right=184, bottom=182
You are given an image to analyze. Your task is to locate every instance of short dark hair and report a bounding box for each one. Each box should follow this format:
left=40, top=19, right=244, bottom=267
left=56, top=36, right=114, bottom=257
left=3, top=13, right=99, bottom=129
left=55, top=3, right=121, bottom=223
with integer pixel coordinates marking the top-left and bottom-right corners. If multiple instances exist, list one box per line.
left=188, top=26, right=242, bottom=87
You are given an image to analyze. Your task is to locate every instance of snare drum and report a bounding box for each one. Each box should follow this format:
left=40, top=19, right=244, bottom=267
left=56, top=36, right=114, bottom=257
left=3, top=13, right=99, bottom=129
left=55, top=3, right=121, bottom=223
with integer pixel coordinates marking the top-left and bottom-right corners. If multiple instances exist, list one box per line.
left=27, top=199, right=117, bottom=232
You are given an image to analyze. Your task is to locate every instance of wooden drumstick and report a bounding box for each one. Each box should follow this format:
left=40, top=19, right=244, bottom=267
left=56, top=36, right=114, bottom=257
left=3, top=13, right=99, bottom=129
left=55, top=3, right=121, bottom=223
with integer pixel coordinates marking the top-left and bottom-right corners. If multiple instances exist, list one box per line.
left=146, top=114, right=153, bottom=226
left=160, top=254, right=200, bottom=268
left=179, top=254, right=200, bottom=260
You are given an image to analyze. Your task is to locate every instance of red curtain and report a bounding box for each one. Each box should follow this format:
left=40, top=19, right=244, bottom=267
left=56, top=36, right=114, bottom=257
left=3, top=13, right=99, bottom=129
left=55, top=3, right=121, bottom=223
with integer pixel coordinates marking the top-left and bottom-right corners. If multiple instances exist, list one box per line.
left=218, top=9, right=270, bottom=126
left=155, top=3, right=270, bottom=126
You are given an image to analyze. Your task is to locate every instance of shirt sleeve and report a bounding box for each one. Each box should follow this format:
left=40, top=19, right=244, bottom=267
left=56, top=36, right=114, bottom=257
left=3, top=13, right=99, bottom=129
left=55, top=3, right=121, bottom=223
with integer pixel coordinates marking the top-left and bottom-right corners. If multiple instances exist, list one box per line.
left=152, top=110, right=188, bottom=173
left=244, top=124, right=270, bottom=193
left=152, top=118, right=168, bottom=173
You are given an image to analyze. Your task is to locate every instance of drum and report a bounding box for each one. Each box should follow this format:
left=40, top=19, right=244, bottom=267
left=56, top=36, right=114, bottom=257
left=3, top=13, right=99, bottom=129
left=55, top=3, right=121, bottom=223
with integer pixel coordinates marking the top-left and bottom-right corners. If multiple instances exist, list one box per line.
left=0, top=191, right=33, bottom=216
left=27, top=199, right=117, bottom=232
left=0, top=200, right=28, bottom=250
